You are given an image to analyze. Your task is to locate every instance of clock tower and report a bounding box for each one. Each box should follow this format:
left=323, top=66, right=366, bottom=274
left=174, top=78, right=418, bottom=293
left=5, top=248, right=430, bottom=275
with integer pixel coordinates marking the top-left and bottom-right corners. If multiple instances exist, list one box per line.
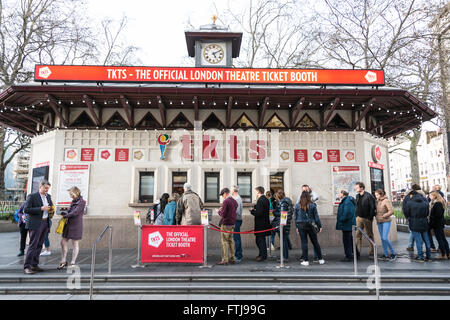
left=185, top=16, right=242, bottom=68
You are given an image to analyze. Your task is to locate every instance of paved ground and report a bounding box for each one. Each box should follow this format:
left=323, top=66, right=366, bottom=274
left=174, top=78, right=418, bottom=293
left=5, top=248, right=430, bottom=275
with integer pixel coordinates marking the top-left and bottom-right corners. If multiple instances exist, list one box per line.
left=0, top=230, right=448, bottom=300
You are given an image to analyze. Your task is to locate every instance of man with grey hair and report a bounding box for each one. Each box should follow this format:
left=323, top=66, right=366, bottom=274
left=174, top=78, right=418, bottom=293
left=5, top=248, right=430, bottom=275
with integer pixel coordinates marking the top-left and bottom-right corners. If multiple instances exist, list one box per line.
left=176, top=183, right=204, bottom=225
left=23, top=180, right=53, bottom=274
left=231, top=185, right=244, bottom=263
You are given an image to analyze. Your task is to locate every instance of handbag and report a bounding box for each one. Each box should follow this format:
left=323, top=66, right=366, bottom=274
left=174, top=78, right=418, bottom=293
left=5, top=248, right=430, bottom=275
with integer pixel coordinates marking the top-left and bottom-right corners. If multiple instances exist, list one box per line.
left=56, top=218, right=67, bottom=234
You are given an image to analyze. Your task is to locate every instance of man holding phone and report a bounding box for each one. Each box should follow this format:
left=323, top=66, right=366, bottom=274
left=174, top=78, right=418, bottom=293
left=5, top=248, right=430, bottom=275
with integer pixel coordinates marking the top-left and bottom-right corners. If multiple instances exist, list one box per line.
left=23, top=180, right=53, bottom=274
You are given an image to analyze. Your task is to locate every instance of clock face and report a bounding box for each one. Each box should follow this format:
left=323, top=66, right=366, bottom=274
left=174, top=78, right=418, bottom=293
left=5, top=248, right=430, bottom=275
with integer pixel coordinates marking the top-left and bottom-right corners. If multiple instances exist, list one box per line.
left=203, top=44, right=225, bottom=64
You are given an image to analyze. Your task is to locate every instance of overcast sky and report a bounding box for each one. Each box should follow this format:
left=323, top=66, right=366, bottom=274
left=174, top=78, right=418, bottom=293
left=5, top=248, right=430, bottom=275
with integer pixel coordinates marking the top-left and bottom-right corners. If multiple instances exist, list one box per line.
left=86, top=0, right=242, bottom=66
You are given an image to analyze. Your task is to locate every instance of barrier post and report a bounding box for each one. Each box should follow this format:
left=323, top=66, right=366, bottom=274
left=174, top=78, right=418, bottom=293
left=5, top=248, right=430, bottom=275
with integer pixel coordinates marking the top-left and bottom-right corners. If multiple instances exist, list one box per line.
left=276, top=211, right=290, bottom=269
left=131, top=211, right=145, bottom=269
left=353, top=225, right=357, bottom=275
left=199, top=210, right=212, bottom=268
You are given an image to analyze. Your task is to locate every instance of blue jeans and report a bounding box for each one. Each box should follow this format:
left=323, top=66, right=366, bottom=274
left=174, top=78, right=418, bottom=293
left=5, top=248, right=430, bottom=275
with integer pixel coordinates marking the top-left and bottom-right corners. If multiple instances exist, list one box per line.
left=233, top=220, right=243, bottom=260
left=408, top=231, right=415, bottom=248
left=377, top=221, right=395, bottom=256
left=43, top=219, right=52, bottom=249
left=411, top=231, right=431, bottom=259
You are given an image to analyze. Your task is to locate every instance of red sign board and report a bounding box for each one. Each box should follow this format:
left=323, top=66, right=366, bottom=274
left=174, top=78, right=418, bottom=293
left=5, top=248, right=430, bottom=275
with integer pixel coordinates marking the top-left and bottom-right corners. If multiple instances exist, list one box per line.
left=369, top=161, right=384, bottom=170
left=327, top=149, right=341, bottom=162
left=372, top=145, right=382, bottom=163
left=81, top=148, right=95, bottom=162
left=141, top=225, right=203, bottom=263
left=294, top=149, right=308, bottom=162
left=332, top=166, right=361, bottom=172
left=115, top=148, right=129, bottom=162
left=313, top=151, right=323, bottom=161
left=34, top=65, right=385, bottom=86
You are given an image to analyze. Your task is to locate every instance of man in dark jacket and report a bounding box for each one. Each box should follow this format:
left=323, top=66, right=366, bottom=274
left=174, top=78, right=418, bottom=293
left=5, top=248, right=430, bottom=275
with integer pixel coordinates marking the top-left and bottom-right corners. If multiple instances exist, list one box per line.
left=216, top=188, right=238, bottom=265
left=404, top=191, right=432, bottom=261
left=250, top=186, right=271, bottom=262
left=354, top=182, right=376, bottom=257
left=336, top=190, right=358, bottom=261
left=23, top=180, right=53, bottom=274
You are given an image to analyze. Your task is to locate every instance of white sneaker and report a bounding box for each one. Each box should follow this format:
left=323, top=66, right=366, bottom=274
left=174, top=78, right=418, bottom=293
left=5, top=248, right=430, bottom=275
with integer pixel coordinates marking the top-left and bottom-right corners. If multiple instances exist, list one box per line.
left=270, top=244, right=275, bottom=251
left=301, top=261, right=309, bottom=266
left=40, top=250, right=51, bottom=256
left=319, top=259, right=325, bottom=265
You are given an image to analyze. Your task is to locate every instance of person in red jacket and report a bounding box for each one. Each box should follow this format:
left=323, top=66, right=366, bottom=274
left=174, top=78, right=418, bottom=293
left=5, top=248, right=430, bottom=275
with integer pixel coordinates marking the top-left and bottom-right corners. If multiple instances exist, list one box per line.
left=216, top=188, right=238, bottom=265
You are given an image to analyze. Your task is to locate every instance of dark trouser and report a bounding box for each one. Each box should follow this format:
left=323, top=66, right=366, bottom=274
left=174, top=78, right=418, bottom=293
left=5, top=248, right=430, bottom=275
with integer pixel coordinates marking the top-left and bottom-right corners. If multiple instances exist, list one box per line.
left=24, top=220, right=49, bottom=269
left=19, top=223, right=28, bottom=253
left=298, top=226, right=322, bottom=261
left=255, top=234, right=267, bottom=259
left=428, top=227, right=436, bottom=249
left=434, top=227, right=450, bottom=255
left=342, top=230, right=355, bottom=258
left=233, top=220, right=243, bottom=260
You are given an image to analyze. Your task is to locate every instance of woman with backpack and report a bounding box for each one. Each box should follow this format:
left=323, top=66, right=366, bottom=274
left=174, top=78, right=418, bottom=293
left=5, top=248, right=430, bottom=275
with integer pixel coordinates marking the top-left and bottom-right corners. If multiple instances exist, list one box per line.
left=149, top=193, right=169, bottom=225
left=295, top=191, right=325, bottom=266
left=273, top=190, right=293, bottom=262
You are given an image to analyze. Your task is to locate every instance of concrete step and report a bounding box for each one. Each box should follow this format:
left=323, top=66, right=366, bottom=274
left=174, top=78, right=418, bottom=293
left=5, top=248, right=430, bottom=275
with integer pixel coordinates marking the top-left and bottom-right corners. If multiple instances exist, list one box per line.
left=0, top=273, right=449, bottom=284
left=1, top=282, right=450, bottom=296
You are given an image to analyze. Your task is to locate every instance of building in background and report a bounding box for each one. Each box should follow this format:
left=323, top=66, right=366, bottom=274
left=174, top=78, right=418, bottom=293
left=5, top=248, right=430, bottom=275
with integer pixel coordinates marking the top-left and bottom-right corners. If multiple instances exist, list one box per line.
left=389, top=130, right=446, bottom=199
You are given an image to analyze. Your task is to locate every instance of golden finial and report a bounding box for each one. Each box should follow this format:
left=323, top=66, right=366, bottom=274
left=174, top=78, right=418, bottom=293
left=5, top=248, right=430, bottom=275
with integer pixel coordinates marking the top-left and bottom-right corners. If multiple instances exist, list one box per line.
left=212, top=15, right=218, bottom=24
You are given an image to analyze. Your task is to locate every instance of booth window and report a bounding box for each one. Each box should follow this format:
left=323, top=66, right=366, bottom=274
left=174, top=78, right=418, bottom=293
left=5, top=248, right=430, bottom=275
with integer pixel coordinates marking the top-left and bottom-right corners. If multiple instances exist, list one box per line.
left=370, top=168, right=384, bottom=193
left=270, top=172, right=284, bottom=194
left=172, top=171, right=187, bottom=195
left=139, top=172, right=154, bottom=203
left=237, top=172, right=252, bottom=203
left=205, top=172, right=220, bottom=202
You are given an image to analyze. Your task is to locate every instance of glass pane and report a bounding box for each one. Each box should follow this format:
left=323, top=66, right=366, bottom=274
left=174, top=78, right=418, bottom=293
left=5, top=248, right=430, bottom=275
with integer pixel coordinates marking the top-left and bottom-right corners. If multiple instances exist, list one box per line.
left=270, top=172, right=284, bottom=194
left=139, top=173, right=154, bottom=203
left=172, top=172, right=187, bottom=195
left=237, top=173, right=252, bottom=202
left=206, top=175, right=219, bottom=202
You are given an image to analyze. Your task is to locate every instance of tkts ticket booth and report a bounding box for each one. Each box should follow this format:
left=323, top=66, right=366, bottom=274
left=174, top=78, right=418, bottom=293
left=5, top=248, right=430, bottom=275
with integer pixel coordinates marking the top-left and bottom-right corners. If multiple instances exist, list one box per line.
left=0, top=22, right=436, bottom=250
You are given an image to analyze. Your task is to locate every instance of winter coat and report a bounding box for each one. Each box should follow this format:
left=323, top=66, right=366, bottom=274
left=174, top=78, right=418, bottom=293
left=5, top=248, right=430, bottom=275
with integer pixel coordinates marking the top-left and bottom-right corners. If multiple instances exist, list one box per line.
left=336, top=196, right=356, bottom=231
left=273, top=197, right=293, bottom=235
left=403, top=193, right=429, bottom=232
left=402, top=189, right=426, bottom=214
left=294, top=202, right=322, bottom=230
left=61, top=196, right=85, bottom=240
left=154, top=203, right=165, bottom=225
left=250, top=195, right=271, bottom=236
left=429, top=201, right=446, bottom=229
left=375, top=196, right=394, bottom=223
left=176, top=190, right=204, bottom=225
left=163, top=201, right=177, bottom=225
left=355, top=191, right=376, bottom=221
left=232, top=194, right=243, bottom=221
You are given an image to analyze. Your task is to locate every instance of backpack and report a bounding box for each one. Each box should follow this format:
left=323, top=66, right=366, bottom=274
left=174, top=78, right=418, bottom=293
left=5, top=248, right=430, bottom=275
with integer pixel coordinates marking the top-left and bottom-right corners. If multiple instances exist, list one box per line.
left=146, top=203, right=159, bottom=223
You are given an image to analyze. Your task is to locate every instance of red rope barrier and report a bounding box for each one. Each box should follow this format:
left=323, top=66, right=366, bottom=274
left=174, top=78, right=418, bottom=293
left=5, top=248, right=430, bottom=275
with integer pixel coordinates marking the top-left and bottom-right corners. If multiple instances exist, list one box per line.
left=208, top=223, right=279, bottom=234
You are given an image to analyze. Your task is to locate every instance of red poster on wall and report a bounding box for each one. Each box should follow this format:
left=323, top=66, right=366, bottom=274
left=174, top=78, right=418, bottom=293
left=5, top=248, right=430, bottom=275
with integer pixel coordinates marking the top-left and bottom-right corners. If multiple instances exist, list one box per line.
left=141, top=225, right=203, bottom=263
left=81, top=148, right=95, bottom=162
left=115, top=148, right=129, bottom=162
left=294, top=150, right=308, bottom=162
left=327, top=150, right=341, bottom=162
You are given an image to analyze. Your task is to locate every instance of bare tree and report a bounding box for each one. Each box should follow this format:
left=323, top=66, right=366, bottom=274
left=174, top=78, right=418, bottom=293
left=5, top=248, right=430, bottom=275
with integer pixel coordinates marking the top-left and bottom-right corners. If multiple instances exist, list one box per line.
left=0, top=0, right=139, bottom=199
left=221, top=0, right=322, bottom=68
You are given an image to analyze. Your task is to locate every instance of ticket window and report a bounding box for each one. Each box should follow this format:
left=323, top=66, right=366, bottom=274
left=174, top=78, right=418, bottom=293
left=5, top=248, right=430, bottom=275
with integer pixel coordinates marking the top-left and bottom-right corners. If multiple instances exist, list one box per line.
left=270, top=172, right=284, bottom=195
left=370, top=167, right=385, bottom=193
left=139, top=172, right=155, bottom=203
left=205, top=172, right=220, bottom=203
left=172, top=171, right=187, bottom=195
left=237, top=172, right=252, bottom=203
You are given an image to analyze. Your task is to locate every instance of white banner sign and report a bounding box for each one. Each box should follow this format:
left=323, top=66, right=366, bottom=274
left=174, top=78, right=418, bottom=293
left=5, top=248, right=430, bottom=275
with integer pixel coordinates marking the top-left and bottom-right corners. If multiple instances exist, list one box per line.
left=57, top=164, right=90, bottom=205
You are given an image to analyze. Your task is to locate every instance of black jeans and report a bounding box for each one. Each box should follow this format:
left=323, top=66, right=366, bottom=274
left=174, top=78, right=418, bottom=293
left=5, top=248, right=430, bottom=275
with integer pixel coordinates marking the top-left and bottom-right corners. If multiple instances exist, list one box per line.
left=297, top=224, right=322, bottom=261
left=19, top=223, right=28, bottom=252
left=434, top=227, right=450, bottom=255
left=428, top=227, right=436, bottom=249
left=342, top=230, right=357, bottom=259
left=255, top=234, right=267, bottom=259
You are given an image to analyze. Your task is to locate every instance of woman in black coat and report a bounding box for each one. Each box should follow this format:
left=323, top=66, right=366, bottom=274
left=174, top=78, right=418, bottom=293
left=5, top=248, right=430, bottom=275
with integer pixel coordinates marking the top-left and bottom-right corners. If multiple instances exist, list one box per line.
left=250, top=187, right=271, bottom=261
left=429, top=191, right=449, bottom=259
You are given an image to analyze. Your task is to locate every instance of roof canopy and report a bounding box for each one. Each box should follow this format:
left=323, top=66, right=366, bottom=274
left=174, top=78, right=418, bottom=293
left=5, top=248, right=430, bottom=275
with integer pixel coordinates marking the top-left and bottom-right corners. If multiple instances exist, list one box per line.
left=0, top=83, right=436, bottom=139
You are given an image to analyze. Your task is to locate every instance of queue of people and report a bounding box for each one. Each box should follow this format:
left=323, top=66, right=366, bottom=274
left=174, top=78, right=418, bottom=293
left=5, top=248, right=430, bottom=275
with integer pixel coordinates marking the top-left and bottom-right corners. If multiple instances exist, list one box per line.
left=17, top=180, right=448, bottom=275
